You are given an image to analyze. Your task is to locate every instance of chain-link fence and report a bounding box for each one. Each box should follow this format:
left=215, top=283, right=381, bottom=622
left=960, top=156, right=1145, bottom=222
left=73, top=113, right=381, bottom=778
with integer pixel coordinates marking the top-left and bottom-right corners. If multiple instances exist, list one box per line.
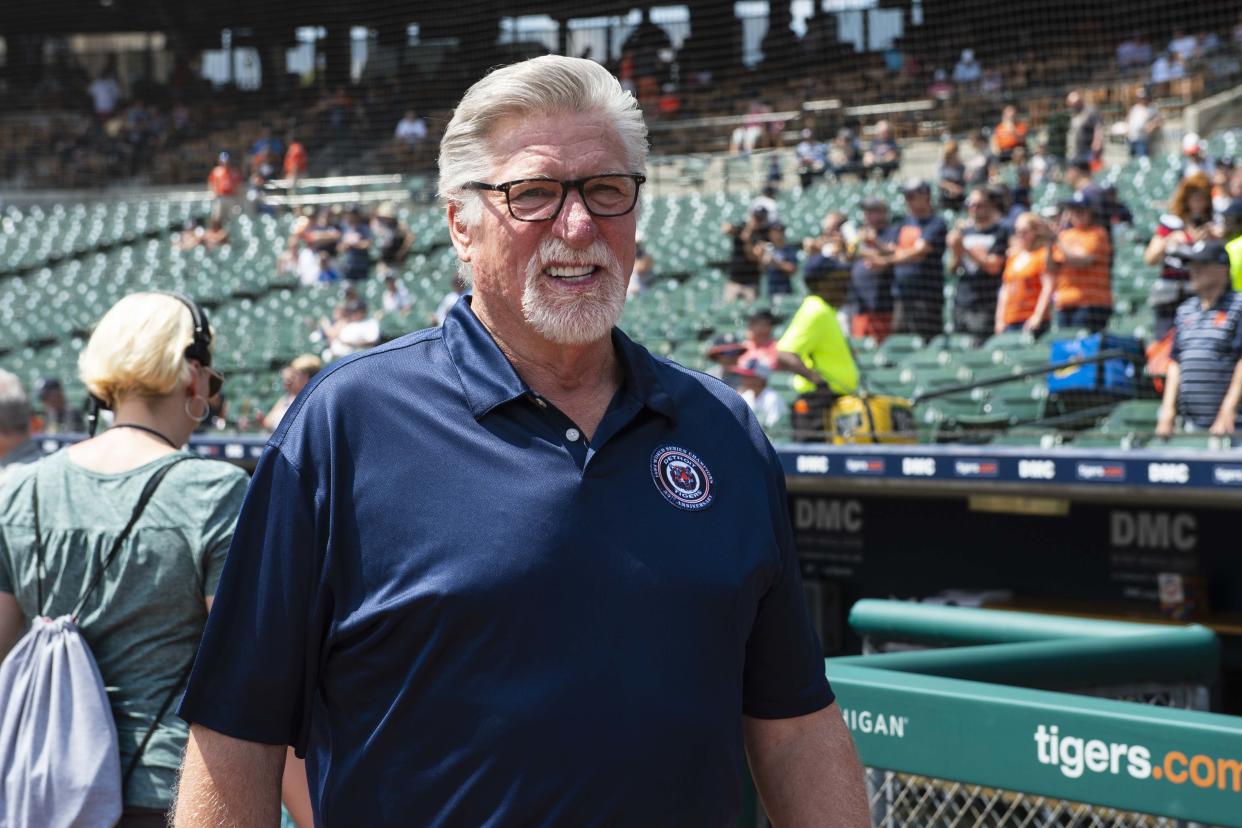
left=866, top=769, right=1191, bottom=828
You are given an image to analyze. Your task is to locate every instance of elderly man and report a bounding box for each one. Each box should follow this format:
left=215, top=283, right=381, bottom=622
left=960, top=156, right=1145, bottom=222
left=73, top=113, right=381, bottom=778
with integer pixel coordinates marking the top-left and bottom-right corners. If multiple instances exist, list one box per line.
left=0, top=371, right=40, bottom=487
left=1156, top=240, right=1242, bottom=438
left=173, top=56, right=867, bottom=827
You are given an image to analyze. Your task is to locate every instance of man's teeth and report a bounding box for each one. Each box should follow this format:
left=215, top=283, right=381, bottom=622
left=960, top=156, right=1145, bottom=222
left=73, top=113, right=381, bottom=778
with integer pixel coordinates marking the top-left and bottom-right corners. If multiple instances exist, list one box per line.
left=546, top=265, right=596, bottom=280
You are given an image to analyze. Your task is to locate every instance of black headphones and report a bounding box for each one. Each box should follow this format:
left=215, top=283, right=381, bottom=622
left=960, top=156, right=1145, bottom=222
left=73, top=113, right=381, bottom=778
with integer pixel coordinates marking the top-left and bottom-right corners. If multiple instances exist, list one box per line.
left=154, top=290, right=215, bottom=368
left=87, top=291, right=218, bottom=435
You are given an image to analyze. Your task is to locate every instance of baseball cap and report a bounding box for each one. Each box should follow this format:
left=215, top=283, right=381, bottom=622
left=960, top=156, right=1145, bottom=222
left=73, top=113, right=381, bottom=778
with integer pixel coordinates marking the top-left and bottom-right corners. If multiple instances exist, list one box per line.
left=34, top=377, right=62, bottom=398
left=1178, top=239, right=1230, bottom=267
left=804, top=254, right=851, bottom=281
left=706, top=333, right=747, bottom=357
left=900, top=177, right=931, bottom=195
left=218, top=151, right=230, bottom=163
left=1182, top=132, right=1201, bottom=155
left=1064, top=190, right=1094, bottom=209
left=861, top=196, right=889, bottom=211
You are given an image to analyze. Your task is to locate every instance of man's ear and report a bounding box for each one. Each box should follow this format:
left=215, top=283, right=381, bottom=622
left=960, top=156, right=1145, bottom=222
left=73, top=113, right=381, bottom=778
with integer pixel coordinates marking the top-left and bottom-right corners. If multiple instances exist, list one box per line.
left=447, top=202, right=474, bottom=263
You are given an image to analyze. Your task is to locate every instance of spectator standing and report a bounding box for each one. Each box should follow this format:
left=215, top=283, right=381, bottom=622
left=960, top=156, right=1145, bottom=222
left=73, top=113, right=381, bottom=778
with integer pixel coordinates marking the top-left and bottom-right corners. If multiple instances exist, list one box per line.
left=775, top=257, right=859, bottom=441
left=1156, top=240, right=1242, bottom=437
left=394, top=110, right=428, bottom=145
left=1125, top=88, right=1162, bottom=158
left=849, top=197, right=899, bottom=341
left=35, top=377, right=86, bottom=433
left=370, top=202, right=413, bottom=279
left=730, top=359, right=787, bottom=430
left=1064, top=91, right=1103, bottom=165
left=949, top=188, right=1010, bottom=340
left=1049, top=191, right=1113, bottom=332
left=991, top=106, right=1028, bottom=162
left=722, top=207, right=769, bottom=302
left=260, top=354, right=322, bottom=431
left=248, top=127, right=284, bottom=184
left=998, top=212, right=1052, bottom=335
left=937, top=140, right=966, bottom=210
left=207, top=152, right=243, bottom=221
left=890, top=178, right=949, bottom=340
left=88, top=66, right=121, bottom=121
left=282, top=136, right=309, bottom=189
left=0, top=371, right=39, bottom=487
left=338, top=208, right=374, bottom=282
left=760, top=222, right=798, bottom=297
left=1144, top=173, right=1217, bottom=339
left=863, top=120, right=900, bottom=179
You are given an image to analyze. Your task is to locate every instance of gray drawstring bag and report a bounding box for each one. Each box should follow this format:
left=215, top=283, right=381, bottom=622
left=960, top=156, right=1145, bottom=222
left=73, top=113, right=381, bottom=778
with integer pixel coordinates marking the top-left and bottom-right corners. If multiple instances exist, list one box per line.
left=0, top=458, right=188, bottom=828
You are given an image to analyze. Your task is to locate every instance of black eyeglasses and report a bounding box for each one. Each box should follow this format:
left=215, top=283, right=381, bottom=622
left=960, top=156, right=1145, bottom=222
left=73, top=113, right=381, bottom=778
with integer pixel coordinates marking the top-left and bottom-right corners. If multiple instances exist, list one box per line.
left=465, top=174, right=646, bottom=222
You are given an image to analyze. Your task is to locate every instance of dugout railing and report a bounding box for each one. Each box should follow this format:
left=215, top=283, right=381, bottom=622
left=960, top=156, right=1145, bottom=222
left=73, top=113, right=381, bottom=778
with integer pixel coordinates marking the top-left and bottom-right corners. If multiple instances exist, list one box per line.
left=742, top=601, right=1242, bottom=828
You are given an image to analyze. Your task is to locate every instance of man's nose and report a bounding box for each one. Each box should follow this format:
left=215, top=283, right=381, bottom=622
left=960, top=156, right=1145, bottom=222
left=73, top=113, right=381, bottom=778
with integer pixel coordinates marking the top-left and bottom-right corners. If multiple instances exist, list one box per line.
left=553, top=188, right=598, bottom=245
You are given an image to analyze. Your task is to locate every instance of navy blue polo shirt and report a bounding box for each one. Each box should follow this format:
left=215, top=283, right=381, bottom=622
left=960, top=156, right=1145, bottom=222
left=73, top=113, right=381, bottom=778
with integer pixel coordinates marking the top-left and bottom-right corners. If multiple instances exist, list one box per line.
left=179, top=297, right=832, bottom=827
left=1171, top=290, right=1242, bottom=429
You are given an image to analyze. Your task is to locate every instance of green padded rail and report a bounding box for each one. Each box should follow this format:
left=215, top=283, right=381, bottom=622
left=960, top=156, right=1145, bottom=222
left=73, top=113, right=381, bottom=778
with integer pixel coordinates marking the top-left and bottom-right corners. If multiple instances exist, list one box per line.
left=818, top=601, right=1242, bottom=827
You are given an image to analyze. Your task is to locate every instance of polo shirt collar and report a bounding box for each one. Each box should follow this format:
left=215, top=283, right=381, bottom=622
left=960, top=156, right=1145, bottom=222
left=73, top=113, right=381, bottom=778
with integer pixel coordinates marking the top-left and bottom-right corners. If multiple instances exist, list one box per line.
left=443, top=295, right=676, bottom=423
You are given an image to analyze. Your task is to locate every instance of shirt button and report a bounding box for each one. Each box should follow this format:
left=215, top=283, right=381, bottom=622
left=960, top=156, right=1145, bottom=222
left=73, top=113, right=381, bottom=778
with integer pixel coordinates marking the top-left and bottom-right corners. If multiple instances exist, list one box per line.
left=565, top=428, right=581, bottom=442
left=532, top=396, right=547, bottom=409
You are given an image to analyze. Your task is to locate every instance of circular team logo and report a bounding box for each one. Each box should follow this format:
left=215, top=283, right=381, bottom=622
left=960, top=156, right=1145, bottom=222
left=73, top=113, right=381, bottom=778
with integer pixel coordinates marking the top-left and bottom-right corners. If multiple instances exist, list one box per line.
left=650, top=446, right=715, bottom=511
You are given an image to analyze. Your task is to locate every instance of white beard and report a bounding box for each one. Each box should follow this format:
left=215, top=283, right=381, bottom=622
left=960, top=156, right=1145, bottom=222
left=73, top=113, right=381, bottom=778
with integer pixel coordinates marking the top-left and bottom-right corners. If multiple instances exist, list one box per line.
left=521, top=237, right=627, bottom=345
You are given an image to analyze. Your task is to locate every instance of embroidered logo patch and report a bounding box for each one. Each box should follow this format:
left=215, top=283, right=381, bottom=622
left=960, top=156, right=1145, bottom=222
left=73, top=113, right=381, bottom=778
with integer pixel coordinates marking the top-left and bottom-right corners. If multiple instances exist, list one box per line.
left=650, top=446, right=715, bottom=511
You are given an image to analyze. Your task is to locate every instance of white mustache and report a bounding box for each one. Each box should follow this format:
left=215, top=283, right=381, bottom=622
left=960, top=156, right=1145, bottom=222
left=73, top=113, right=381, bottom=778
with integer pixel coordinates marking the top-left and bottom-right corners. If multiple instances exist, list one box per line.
left=526, top=237, right=622, bottom=278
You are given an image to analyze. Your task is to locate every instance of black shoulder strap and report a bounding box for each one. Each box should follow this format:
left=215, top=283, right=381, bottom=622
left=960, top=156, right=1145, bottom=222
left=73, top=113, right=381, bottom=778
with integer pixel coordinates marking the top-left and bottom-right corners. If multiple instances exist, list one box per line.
left=32, top=467, right=45, bottom=616
left=70, top=455, right=190, bottom=620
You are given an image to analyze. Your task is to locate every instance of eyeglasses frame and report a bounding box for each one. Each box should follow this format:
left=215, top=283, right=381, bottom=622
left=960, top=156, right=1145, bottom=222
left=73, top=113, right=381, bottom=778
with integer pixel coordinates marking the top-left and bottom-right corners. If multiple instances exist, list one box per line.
left=464, top=173, right=646, bottom=222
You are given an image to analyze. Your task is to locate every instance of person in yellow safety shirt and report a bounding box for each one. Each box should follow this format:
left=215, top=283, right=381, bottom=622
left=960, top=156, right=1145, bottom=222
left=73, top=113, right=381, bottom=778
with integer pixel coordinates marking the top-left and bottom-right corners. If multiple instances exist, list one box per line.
left=1224, top=201, right=1242, bottom=291
left=775, top=254, right=859, bottom=441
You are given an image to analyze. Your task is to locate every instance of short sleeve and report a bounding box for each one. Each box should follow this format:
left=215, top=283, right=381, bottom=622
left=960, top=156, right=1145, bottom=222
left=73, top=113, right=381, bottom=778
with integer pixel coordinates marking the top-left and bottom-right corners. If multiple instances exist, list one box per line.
left=742, top=446, right=835, bottom=719
left=925, top=218, right=948, bottom=247
left=179, top=446, right=327, bottom=752
left=1170, top=316, right=1183, bottom=363
left=776, top=302, right=815, bottom=355
left=196, top=466, right=250, bottom=597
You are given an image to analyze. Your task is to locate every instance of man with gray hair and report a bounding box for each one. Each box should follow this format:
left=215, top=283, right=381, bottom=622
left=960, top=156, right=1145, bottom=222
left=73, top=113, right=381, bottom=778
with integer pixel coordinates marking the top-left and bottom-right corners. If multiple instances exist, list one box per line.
left=0, top=370, right=39, bottom=487
left=174, top=56, right=867, bottom=827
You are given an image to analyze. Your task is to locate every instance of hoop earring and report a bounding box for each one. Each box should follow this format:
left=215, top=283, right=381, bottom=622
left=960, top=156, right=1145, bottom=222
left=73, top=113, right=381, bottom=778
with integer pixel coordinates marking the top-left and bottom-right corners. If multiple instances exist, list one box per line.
left=185, top=395, right=210, bottom=423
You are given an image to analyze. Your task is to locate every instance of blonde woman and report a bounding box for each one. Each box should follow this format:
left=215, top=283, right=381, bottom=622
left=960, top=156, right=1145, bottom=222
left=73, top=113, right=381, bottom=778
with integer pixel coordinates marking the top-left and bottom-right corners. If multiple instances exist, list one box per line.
left=0, top=292, right=310, bottom=826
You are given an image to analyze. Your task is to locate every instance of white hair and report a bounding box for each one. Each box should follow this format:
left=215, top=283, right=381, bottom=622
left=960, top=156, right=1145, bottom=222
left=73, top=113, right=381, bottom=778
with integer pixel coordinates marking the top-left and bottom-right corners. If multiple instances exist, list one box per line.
left=0, top=369, right=31, bottom=434
left=437, top=55, right=648, bottom=231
